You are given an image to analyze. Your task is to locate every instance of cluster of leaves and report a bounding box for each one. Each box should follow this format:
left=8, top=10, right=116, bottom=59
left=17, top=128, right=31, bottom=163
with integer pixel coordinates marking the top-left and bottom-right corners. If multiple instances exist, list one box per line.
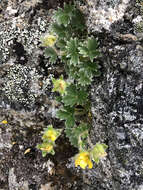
left=45, top=3, right=100, bottom=148
left=44, top=4, right=100, bottom=86
left=38, top=3, right=108, bottom=169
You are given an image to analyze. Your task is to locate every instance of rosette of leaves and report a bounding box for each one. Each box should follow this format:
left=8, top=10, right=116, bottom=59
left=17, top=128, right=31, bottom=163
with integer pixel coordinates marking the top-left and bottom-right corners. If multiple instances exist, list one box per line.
left=44, top=3, right=86, bottom=63
left=52, top=4, right=86, bottom=34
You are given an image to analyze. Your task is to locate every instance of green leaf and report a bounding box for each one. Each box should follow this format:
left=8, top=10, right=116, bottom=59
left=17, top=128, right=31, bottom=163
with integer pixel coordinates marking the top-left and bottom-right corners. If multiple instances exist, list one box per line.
left=87, top=38, right=100, bottom=61
left=76, top=61, right=100, bottom=85
left=54, top=4, right=74, bottom=26
left=66, top=64, right=79, bottom=80
left=56, top=106, right=75, bottom=128
left=55, top=96, right=62, bottom=103
left=51, top=23, right=66, bottom=38
left=42, top=151, right=47, bottom=157
left=45, top=47, right=57, bottom=63
left=78, top=46, right=88, bottom=56
left=56, top=39, right=66, bottom=50
left=66, top=38, right=79, bottom=65
left=82, top=61, right=99, bottom=72
left=79, top=38, right=100, bottom=61
left=71, top=9, right=86, bottom=31
left=65, top=123, right=90, bottom=148
left=62, top=94, right=77, bottom=106
left=59, top=14, right=70, bottom=26
left=56, top=109, right=71, bottom=120
left=62, top=85, right=88, bottom=106
left=78, top=69, right=92, bottom=86
left=87, top=38, right=98, bottom=50
left=64, top=4, right=74, bottom=15
left=65, top=116, right=75, bottom=128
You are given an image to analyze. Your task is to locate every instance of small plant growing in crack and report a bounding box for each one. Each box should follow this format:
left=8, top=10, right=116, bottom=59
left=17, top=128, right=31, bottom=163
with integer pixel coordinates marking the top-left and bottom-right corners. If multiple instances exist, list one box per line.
left=37, top=3, right=107, bottom=169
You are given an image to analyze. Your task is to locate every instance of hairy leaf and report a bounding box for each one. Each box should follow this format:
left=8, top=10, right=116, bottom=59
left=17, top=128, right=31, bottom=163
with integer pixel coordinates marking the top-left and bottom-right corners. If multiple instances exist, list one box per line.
left=65, top=123, right=90, bottom=147
left=51, top=23, right=66, bottom=38
left=45, top=47, right=57, bottom=63
left=56, top=106, right=75, bottom=128
left=62, top=85, right=88, bottom=106
left=54, top=4, right=74, bottom=26
left=78, top=69, right=92, bottom=86
left=56, top=39, right=66, bottom=50
left=79, top=38, right=100, bottom=61
left=66, top=38, right=79, bottom=65
left=71, top=9, right=86, bottom=31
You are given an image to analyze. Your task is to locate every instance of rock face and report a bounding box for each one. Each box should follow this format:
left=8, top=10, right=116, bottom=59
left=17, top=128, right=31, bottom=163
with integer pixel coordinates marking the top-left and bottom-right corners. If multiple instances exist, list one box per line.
left=0, top=0, right=143, bottom=190
left=83, top=44, right=143, bottom=190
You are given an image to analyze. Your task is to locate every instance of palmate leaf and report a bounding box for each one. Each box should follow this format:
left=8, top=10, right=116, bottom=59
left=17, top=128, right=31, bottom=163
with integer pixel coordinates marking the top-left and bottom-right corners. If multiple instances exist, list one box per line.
left=79, top=38, right=100, bottom=61
left=64, top=4, right=74, bottom=15
left=51, top=23, right=66, bottom=38
left=78, top=69, right=92, bottom=86
left=71, top=9, right=86, bottom=31
left=87, top=38, right=100, bottom=61
left=62, top=85, right=88, bottom=107
left=56, top=39, right=66, bottom=50
left=56, top=106, right=75, bottom=128
left=76, top=61, right=100, bottom=85
left=65, top=123, right=90, bottom=147
left=81, top=61, right=99, bottom=72
left=54, top=4, right=74, bottom=26
left=66, top=38, right=79, bottom=65
left=68, top=65, right=79, bottom=79
left=54, top=8, right=69, bottom=26
left=45, top=47, right=57, bottom=63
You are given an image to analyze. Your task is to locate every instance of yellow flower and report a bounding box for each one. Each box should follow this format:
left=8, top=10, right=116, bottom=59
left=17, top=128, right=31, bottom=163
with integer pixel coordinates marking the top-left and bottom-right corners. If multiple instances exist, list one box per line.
left=1, top=120, right=8, bottom=124
left=43, top=129, right=57, bottom=142
left=75, top=151, right=93, bottom=169
left=52, top=77, right=67, bottom=95
left=41, top=35, right=57, bottom=47
left=40, top=144, right=53, bottom=152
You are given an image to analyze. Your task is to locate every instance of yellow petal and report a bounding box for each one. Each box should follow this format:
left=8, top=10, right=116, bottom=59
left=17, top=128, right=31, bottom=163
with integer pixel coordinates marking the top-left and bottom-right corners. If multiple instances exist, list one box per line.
left=75, top=151, right=93, bottom=169
left=41, top=35, right=57, bottom=47
left=40, top=144, right=53, bottom=152
left=24, top=148, right=31, bottom=154
left=87, top=160, right=93, bottom=169
left=46, top=130, right=57, bottom=141
left=1, top=120, right=8, bottom=124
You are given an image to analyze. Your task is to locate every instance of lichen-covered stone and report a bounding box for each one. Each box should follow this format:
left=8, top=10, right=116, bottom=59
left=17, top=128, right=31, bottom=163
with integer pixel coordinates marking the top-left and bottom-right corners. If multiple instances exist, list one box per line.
left=1, top=64, right=41, bottom=109
left=78, top=1, right=143, bottom=188
left=86, top=0, right=130, bottom=32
